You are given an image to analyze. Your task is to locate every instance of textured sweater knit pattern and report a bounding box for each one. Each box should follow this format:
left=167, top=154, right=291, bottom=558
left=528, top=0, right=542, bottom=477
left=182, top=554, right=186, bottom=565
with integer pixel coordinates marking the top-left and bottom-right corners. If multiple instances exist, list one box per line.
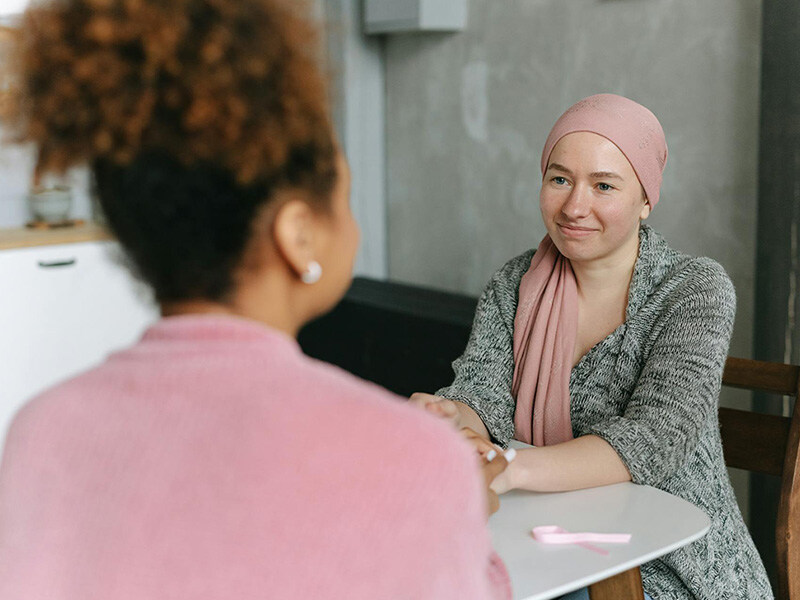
left=0, top=315, right=510, bottom=600
left=438, top=225, right=772, bottom=600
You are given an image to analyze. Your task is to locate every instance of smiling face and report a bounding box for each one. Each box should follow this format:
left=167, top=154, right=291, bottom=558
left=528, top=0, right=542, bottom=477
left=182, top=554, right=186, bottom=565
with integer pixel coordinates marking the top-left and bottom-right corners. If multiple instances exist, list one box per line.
left=539, top=131, right=651, bottom=266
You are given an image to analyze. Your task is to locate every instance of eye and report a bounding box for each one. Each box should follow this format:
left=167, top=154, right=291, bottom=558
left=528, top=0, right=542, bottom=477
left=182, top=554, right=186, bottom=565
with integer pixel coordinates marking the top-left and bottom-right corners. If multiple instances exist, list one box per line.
left=597, top=182, right=614, bottom=192
left=552, top=176, right=568, bottom=185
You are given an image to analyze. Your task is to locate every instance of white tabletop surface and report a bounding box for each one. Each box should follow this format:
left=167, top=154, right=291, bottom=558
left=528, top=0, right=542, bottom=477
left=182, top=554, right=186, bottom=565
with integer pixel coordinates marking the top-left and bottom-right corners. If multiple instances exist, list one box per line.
left=488, top=445, right=710, bottom=600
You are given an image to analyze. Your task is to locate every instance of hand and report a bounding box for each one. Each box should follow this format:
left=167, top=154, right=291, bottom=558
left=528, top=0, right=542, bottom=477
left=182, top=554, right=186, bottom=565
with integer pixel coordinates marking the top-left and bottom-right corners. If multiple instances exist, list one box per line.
left=479, top=444, right=508, bottom=517
left=461, top=428, right=516, bottom=496
left=408, top=392, right=461, bottom=427
left=459, top=427, right=499, bottom=458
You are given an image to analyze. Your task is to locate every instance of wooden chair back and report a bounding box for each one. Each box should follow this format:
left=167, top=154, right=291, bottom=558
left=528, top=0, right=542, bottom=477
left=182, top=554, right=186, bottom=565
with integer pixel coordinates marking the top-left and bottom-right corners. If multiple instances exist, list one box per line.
left=720, top=357, right=800, bottom=600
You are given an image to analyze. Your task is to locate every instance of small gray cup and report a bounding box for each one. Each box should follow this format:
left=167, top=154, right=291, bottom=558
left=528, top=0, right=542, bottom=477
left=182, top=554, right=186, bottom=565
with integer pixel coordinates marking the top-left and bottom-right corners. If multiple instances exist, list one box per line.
left=28, top=186, right=73, bottom=223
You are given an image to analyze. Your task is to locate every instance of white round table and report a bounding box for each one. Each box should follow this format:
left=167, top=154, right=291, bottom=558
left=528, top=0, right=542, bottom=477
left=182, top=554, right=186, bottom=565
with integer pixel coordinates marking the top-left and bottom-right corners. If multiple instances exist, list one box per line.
left=489, top=466, right=709, bottom=599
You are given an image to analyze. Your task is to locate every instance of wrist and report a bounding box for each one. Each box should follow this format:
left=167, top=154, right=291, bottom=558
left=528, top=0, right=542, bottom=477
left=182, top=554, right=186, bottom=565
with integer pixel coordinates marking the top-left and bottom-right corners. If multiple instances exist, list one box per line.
left=506, top=448, right=536, bottom=491
left=505, top=456, right=522, bottom=491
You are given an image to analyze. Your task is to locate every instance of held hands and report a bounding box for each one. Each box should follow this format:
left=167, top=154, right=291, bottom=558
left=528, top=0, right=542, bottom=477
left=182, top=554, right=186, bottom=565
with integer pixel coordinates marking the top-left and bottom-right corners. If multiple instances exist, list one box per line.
left=461, top=428, right=517, bottom=496
left=408, top=394, right=513, bottom=512
left=408, top=393, right=461, bottom=427
left=480, top=446, right=508, bottom=517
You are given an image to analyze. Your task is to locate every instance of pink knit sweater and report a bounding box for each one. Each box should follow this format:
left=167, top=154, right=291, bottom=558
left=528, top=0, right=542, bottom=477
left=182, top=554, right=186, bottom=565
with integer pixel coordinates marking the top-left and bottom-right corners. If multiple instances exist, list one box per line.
left=0, top=315, right=510, bottom=600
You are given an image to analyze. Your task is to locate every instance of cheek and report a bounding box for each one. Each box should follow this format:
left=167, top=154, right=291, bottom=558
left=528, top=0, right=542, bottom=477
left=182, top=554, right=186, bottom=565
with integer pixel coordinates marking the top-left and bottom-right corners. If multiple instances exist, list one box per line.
left=595, top=200, right=643, bottom=233
left=539, top=189, right=559, bottom=219
left=341, top=205, right=358, bottom=241
left=347, top=215, right=360, bottom=255
left=334, top=211, right=359, bottom=265
left=596, top=202, right=626, bottom=220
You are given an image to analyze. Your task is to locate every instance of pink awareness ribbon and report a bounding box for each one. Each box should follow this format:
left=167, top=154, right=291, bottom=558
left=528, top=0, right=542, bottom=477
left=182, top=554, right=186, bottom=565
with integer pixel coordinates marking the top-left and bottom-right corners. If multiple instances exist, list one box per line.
left=531, top=525, right=632, bottom=556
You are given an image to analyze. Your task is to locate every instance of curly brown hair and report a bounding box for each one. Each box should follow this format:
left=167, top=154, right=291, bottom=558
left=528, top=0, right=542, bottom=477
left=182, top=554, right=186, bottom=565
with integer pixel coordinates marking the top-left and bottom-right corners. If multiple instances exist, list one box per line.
left=10, top=0, right=338, bottom=302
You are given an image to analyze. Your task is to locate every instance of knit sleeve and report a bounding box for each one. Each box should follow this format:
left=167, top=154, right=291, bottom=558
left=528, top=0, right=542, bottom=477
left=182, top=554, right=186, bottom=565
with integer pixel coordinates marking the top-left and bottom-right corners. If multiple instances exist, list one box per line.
left=436, top=251, right=533, bottom=447
left=586, top=260, right=736, bottom=487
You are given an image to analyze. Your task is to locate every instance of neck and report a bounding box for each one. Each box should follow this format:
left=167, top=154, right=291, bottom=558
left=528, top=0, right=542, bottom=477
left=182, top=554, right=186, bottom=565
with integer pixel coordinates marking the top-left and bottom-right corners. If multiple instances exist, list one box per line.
left=160, top=271, right=305, bottom=338
left=570, top=229, right=641, bottom=299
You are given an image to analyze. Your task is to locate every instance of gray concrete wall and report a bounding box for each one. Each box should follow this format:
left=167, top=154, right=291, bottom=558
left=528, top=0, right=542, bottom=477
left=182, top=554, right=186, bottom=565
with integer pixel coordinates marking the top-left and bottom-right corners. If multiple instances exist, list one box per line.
left=384, top=0, right=761, bottom=515
left=386, top=0, right=760, bottom=364
left=320, top=0, right=388, bottom=278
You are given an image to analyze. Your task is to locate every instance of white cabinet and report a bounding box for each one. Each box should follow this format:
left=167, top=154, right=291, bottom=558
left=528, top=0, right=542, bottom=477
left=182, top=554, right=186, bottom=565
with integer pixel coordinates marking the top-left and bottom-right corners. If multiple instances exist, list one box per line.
left=0, top=240, right=158, bottom=446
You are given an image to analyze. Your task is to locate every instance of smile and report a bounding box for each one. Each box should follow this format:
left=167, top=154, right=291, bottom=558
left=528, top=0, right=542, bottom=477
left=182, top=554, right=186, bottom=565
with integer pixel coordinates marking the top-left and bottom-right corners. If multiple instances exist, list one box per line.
left=557, top=223, right=598, bottom=238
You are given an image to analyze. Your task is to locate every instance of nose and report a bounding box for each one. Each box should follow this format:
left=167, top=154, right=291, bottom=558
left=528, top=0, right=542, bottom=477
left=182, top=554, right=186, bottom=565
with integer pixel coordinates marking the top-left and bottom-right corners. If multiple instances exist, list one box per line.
left=560, top=186, right=591, bottom=220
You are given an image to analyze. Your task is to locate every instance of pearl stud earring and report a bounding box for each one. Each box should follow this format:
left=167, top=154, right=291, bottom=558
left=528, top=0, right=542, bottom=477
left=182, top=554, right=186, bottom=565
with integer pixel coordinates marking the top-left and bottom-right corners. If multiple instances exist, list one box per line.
left=301, top=260, right=322, bottom=284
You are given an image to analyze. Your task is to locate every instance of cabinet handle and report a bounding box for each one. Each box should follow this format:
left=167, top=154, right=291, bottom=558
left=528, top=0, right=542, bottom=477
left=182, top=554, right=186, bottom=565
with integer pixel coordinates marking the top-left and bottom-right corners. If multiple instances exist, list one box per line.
left=37, top=258, right=77, bottom=268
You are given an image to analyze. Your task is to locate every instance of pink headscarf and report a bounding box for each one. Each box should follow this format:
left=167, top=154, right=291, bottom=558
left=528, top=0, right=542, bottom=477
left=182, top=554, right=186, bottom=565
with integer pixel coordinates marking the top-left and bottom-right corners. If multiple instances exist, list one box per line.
left=512, top=94, right=668, bottom=446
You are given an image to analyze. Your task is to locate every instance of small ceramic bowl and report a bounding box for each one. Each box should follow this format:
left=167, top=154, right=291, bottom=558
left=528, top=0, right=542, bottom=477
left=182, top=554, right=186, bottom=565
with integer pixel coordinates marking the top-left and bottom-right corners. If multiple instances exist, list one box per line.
left=28, top=186, right=73, bottom=223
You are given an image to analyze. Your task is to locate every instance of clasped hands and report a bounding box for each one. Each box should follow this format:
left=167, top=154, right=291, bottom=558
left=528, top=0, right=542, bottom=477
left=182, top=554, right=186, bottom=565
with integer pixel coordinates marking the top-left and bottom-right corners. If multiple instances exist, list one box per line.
left=409, top=393, right=516, bottom=514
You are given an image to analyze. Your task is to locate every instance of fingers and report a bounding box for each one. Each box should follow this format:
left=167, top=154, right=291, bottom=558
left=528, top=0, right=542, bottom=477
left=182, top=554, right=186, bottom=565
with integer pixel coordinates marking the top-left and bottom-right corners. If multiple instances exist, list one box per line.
left=462, top=428, right=515, bottom=502
left=460, top=427, right=500, bottom=457
left=489, top=474, right=512, bottom=496
left=409, top=393, right=448, bottom=415
left=481, top=451, right=508, bottom=517
left=408, top=392, right=440, bottom=408
left=485, top=487, right=500, bottom=516
left=481, top=451, right=509, bottom=487
left=427, top=401, right=451, bottom=417
left=435, top=400, right=459, bottom=419
left=409, top=393, right=460, bottom=426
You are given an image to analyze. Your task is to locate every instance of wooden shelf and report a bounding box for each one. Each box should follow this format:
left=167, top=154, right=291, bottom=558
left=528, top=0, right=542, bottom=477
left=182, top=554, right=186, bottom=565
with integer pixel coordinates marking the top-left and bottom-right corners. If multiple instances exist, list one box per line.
left=0, top=222, right=113, bottom=250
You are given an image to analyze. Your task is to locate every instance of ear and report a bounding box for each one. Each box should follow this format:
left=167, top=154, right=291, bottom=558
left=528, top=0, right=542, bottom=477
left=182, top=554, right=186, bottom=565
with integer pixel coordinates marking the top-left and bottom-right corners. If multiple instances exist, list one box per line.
left=271, top=198, right=318, bottom=280
left=640, top=198, right=651, bottom=220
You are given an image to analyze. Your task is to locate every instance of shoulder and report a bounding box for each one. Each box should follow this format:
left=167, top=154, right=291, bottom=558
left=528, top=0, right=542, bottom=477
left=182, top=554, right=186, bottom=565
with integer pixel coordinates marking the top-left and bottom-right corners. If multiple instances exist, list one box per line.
left=641, top=226, right=736, bottom=309
left=663, top=255, right=736, bottom=309
left=302, top=356, right=478, bottom=454
left=490, top=248, right=536, bottom=287
left=639, top=252, right=737, bottom=339
left=483, top=248, right=536, bottom=309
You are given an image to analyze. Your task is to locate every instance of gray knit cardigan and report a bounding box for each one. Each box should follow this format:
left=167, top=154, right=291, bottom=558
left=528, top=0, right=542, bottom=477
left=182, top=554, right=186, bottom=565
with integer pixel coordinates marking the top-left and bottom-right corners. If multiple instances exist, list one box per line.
left=437, top=225, right=772, bottom=600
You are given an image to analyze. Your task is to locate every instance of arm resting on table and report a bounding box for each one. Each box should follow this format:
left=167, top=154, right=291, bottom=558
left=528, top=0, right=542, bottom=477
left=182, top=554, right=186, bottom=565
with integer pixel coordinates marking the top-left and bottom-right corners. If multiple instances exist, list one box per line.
left=499, top=435, right=632, bottom=493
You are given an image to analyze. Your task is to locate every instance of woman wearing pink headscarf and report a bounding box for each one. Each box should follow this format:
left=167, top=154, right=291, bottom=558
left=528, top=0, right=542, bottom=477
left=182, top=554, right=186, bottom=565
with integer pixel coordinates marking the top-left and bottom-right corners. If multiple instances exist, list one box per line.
left=412, top=94, right=772, bottom=599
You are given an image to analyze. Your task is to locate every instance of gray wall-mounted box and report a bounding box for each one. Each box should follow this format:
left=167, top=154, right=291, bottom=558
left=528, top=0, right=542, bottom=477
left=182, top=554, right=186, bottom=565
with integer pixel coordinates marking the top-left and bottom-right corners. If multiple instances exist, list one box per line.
left=364, top=0, right=467, bottom=34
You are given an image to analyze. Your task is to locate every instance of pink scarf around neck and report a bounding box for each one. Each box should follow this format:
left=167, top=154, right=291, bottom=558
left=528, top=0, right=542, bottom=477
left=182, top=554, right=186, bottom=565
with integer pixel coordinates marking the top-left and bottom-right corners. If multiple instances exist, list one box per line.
left=512, top=236, right=578, bottom=446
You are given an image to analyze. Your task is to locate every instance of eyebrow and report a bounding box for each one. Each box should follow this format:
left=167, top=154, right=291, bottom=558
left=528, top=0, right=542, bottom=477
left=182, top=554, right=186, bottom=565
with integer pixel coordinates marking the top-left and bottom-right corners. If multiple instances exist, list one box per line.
left=546, top=163, right=624, bottom=180
left=589, top=171, right=624, bottom=180
left=546, top=163, right=573, bottom=175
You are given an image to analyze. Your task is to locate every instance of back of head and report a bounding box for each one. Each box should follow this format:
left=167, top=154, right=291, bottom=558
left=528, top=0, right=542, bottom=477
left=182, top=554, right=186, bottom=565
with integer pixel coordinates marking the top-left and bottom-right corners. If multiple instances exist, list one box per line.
left=12, top=0, right=337, bottom=303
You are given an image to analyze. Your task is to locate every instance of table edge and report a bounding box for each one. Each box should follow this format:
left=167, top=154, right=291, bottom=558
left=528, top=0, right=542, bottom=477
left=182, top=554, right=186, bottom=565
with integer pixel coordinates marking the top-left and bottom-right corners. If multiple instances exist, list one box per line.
left=516, top=521, right=711, bottom=600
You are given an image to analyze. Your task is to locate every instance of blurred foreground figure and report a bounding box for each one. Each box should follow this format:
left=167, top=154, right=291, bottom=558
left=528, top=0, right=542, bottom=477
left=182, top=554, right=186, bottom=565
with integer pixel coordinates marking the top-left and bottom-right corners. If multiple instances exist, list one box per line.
left=0, top=1, right=510, bottom=598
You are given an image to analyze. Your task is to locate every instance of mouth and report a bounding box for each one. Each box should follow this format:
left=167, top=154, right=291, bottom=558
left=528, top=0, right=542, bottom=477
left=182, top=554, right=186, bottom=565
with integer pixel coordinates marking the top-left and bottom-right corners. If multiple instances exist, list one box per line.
left=556, top=223, right=598, bottom=238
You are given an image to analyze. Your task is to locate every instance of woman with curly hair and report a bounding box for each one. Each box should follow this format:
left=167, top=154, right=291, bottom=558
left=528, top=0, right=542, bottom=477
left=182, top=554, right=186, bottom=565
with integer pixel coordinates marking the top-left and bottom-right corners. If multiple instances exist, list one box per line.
left=0, top=1, right=510, bottom=598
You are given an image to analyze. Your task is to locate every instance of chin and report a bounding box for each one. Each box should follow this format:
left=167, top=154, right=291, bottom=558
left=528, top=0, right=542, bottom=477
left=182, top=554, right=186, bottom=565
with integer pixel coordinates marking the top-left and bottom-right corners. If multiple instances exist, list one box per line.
left=560, top=243, right=613, bottom=266
left=559, top=250, right=596, bottom=264
left=550, top=235, right=592, bottom=257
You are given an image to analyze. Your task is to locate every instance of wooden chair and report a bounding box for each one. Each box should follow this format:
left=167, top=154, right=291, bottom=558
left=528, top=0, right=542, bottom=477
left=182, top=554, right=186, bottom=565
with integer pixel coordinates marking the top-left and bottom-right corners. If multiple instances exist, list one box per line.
left=720, top=357, right=800, bottom=600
